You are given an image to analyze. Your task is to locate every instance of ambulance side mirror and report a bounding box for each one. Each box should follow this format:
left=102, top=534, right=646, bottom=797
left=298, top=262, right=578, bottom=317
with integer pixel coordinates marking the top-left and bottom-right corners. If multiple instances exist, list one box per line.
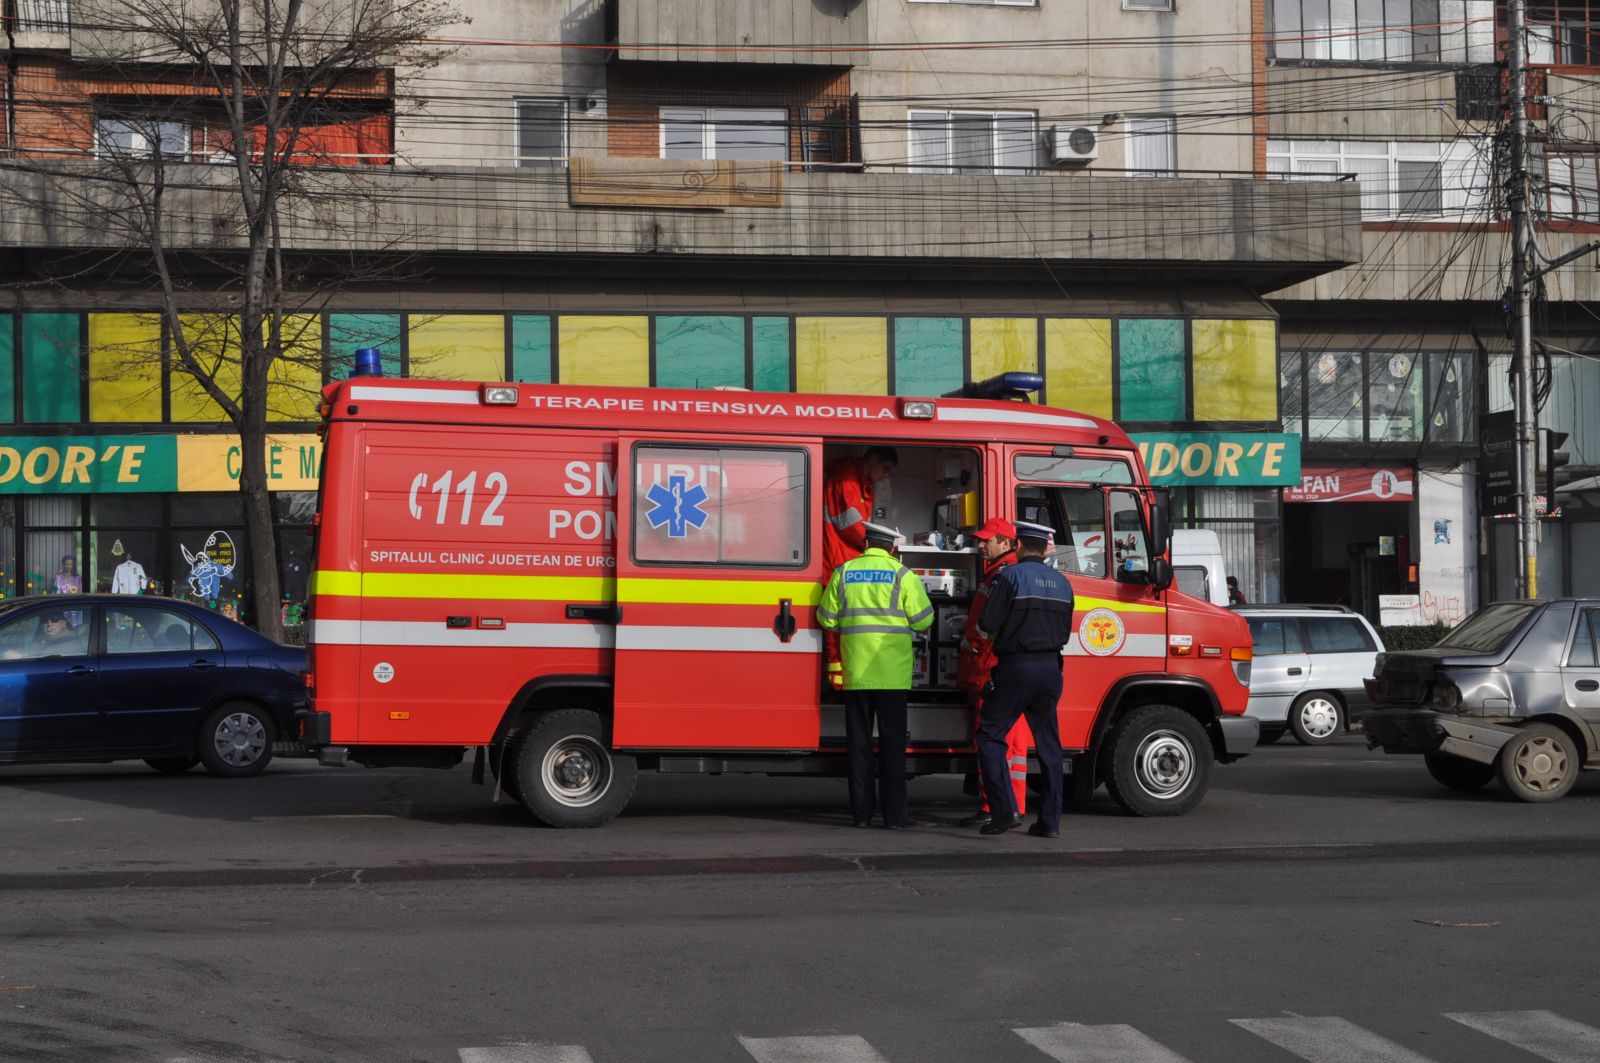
left=1149, top=556, right=1173, bottom=592
left=1149, top=488, right=1172, bottom=555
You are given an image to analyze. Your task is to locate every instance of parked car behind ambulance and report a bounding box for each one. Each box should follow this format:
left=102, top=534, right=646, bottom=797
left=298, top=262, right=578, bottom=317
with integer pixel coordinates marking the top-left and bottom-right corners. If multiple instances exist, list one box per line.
left=1235, top=604, right=1383, bottom=745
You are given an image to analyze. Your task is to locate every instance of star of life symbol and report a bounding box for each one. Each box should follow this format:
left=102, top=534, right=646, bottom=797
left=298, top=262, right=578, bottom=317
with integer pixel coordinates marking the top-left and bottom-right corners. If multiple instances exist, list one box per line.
left=644, top=474, right=709, bottom=539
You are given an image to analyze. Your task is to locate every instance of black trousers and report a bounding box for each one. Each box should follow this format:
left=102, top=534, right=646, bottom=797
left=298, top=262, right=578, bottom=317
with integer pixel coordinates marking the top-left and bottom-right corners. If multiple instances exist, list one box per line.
left=844, top=689, right=909, bottom=827
left=977, top=657, right=1065, bottom=831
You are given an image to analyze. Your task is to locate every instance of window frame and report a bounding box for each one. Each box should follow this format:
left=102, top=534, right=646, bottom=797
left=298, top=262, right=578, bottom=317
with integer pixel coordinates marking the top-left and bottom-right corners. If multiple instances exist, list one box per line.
left=1124, top=116, right=1177, bottom=177
left=628, top=442, right=812, bottom=570
left=659, top=106, right=791, bottom=163
left=906, top=109, right=1038, bottom=176
left=907, top=0, right=1036, bottom=7
left=515, top=97, right=569, bottom=168
left=94, top=117, right=192, bottom=162
left=1124, top=0, right=1175, bottom=11
left=1303, top=615, right=1379, bottom=654
left=1266, top=138, right=1490, bottom=221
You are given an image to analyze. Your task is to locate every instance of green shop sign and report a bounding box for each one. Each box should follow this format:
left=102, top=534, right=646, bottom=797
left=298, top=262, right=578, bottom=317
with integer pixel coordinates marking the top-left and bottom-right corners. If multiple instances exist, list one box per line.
left=1131, top=432, right=1301, bottom=487
left=0, top=436, right=178, bottom=493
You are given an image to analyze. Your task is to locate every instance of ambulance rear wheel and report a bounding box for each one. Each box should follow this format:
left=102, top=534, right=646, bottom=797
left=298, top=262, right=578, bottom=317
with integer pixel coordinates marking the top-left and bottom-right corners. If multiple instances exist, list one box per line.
left=1103, top=704, right=1212, bottom=817
left=514, top=709, right=636, bottom=828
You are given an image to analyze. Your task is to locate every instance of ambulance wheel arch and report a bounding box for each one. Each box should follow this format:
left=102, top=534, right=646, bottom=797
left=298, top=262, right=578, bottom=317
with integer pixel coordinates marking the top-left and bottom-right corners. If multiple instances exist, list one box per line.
left=1084, top=676, right=1227, bottom=796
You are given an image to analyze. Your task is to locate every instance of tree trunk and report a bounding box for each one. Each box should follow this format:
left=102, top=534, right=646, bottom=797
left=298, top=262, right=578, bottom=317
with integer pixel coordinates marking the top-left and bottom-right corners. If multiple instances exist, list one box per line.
left=237, top=413, right=285, bottom=641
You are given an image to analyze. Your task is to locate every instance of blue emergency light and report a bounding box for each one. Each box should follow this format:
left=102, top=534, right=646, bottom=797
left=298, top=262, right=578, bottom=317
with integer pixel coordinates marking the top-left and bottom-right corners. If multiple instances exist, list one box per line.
left=351, top=347, right=384, bottom=378
left=944, top=372, right=1045, bottom=401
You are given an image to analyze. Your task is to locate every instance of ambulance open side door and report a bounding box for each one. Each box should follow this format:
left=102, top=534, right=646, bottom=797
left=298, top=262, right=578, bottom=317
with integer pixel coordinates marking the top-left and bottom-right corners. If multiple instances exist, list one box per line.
left=611, top=434, right=826, bottom=750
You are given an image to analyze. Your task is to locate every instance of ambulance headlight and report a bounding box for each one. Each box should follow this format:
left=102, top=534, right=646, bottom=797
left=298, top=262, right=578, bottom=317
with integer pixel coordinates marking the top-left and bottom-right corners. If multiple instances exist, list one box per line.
left=482, top=385, right=519, bottom=406
left=900, top=399, right=936, bottom=420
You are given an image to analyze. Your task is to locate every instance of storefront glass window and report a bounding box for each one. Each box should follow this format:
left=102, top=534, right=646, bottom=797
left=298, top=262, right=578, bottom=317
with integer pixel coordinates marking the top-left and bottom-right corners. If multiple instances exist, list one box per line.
left=93, top=529, right=159, bottom=595
left=1280, top=349, right=1304, bottom=435
left=1183, top=487, right=1282, bottom=603
left=23, top=496, right=83, bottom=606
left=1369, top=351, right=1424, bottom=442
left=274, top=491, right=316, bottom=625
left=1427, top=350, right=1474, bottom=442
left=1304, top=351, right=1363, bottom=441
left=1574, top=523, right=1600, bottom=595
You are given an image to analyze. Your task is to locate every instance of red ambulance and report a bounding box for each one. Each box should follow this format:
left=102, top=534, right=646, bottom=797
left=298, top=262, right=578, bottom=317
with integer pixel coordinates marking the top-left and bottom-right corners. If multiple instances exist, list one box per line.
left=298, top=368, right=1259, bottom=827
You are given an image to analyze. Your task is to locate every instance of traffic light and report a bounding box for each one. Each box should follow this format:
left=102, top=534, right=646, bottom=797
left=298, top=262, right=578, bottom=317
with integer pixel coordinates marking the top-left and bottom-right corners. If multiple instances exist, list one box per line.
left=1544, top=429, right=1571, bottom=513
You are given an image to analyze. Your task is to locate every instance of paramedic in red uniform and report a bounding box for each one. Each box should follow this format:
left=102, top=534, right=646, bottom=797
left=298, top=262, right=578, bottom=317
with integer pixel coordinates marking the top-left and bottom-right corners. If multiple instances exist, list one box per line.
left=820, top=446, right=898, bottom=690
left=957, top=518, right=1033, bottom=829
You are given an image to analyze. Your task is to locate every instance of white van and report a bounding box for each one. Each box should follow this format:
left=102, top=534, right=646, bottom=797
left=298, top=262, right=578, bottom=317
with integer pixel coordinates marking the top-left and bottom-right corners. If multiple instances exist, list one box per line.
left=1171, top=529, right=1228, bottom=606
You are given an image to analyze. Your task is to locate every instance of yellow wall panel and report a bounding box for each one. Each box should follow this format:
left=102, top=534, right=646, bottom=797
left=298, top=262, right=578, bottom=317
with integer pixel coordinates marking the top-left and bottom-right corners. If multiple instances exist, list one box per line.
left=170, top=314, right=241, bottom=423
left=1044, top=319, right=1113, bottom=418
left=558, top=316, right=649, bottom=387
left=409, top=314, right=505, bottom=383
left=970, top=318, right=1039, bottom=382
left=87, top=313, right=162, bottom=422
left=269, top=314, right=323, bottom=422
left=1192, top=319, right=1277, bottom=422
left=795, top=317, right=888, bottom=394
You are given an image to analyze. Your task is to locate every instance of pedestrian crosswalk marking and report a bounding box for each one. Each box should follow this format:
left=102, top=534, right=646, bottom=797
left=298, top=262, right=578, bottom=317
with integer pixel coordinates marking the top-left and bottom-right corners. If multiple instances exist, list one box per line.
left=459, top=1047, right=594, bottom=1063
left=739, top=1034, right=892, bottom=1063
left=1445, top=1010, right=1600, bottom=1063
left=1015, top=1022, right=1195, bottom=1062
left=1231, top=1016, right=1439, bottom=1063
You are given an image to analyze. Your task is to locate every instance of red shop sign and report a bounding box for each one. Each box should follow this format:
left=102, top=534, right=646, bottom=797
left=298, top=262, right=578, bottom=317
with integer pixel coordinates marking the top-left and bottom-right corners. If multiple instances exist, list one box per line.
left=1283, top=466, right=1415, bottom=504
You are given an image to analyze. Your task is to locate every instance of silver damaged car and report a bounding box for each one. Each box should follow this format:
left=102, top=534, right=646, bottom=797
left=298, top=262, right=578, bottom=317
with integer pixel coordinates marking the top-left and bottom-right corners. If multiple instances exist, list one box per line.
left=1363, top=599, right=1600, bottom=802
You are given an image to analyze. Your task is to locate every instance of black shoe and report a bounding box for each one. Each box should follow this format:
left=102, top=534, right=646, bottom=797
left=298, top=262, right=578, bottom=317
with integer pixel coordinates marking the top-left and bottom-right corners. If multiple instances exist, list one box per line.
left=1027, top=822, right=1060, bottom=839
left=852, top=820, right=870, bottom=829
left=883, top=822, right=909, bottom=831
left=979, top=815, right=1024, bottom=836
left=959, top=812, right=992, bottom=829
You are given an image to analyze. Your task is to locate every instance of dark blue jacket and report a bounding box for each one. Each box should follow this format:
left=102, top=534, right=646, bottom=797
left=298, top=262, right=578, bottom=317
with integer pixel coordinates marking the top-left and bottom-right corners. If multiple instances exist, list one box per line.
left=978, top=557, right=1075, bottom=661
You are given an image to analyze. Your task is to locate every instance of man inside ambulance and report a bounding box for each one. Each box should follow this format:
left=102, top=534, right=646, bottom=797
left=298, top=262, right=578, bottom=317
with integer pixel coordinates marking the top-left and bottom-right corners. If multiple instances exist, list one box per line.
left=821, top=446, right=898, bottom=689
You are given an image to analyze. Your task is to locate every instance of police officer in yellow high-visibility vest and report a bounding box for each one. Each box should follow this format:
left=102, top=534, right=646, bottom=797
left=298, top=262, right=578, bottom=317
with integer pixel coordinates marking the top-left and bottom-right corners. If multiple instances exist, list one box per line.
left=816, top=522, right=934, bottom=829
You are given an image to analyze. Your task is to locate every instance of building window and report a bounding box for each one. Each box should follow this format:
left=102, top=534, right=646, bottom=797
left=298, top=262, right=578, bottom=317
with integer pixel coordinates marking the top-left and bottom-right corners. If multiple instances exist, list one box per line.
left=660, top=107, right=788, bottom=162
left=516, top=99, right=568, bottom=167
left=1540, top=152, right=1600, bottom=220
left=908, top=0, right=1036, bottom=6
left=1283, top=348, right=1473, bottom=445
left=1124, top=0, right=1174, bottom=9
left=1266, top=139, right=1491, bottom=220
left=1269, top=0, right=1496, bottom=63
left=95, top=118, right=190, bottom=161
left=1527, top=3, right=1600, bottom=65
left=907, top=111, right=1036, bottom=175
left=17, top=0, right=71, bottom=30
left=1125, top=117, right=1176, bottom=177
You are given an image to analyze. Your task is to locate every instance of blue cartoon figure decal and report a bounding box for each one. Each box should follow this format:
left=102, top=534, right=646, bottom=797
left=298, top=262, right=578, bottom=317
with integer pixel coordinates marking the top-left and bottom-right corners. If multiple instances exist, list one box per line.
left=1433, top=518, right=1452, bottom=545
left=644, top=474, right=709, bottom=539
left=182, top=530, right=237, bottom=603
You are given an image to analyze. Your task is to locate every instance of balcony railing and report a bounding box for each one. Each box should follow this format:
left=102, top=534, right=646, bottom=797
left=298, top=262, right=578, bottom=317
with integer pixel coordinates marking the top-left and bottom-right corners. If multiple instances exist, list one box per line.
left=16, top=0, right=70, bottom=31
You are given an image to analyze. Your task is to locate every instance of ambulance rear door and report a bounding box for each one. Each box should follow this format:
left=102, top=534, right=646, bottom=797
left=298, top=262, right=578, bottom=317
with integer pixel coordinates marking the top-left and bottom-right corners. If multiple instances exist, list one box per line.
left=612, top=434, right=824, bottom=750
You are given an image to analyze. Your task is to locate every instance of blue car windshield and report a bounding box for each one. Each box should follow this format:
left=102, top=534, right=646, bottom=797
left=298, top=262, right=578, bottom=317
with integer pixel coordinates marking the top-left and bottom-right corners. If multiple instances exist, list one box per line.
left=1438, top=602, right=1538, bottom=653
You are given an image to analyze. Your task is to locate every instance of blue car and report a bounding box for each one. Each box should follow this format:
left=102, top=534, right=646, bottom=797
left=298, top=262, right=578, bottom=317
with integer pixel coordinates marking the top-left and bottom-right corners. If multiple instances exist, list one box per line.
left=0, top=595, right=306, bottom=777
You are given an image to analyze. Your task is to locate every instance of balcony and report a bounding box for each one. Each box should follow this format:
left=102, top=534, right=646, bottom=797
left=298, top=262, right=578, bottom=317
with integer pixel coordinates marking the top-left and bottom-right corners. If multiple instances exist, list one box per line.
left=0, top=162, right=1360, bottom=291
left=607, top=0, right=867, bottom=66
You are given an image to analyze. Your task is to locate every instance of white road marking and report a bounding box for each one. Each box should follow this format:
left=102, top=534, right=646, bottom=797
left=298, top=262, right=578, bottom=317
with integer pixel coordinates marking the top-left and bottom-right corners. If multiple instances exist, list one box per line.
left=1445, top=1010, right=1600, bottom=1063
left=459, top=1047, right=594, bottom=1063
left=739, top=1034, right=891, bottom=1063
left=1231, top=1017, right=1441, bottom=1063
left=1015, top=1022, right=1196, bottom=1062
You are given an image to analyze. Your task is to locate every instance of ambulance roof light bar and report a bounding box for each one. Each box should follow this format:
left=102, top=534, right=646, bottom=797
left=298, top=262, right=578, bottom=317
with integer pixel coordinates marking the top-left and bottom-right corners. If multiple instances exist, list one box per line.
left=351, top=347, right=384, bottom=378
left=944, top=372, right=1044, bottom=401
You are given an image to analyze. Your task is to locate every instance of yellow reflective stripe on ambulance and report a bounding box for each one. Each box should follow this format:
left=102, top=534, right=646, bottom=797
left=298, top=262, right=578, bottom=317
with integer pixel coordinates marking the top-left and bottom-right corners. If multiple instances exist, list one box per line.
left=617, top=578, right=824, bottom=607
left=1075, top=595, right=1166, bottom=615
left=309, top=570, right=822, bottom=607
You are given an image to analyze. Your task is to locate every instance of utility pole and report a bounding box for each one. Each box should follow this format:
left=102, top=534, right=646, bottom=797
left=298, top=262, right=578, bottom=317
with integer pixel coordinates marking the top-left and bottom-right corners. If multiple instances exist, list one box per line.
left=1506, top=0, right=1539, bottom=599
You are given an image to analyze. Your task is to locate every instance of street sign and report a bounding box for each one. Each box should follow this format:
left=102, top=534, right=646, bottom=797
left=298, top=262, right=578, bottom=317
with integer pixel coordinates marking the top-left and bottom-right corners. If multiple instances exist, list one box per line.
left=1478, top=410, right=1518, bottom=516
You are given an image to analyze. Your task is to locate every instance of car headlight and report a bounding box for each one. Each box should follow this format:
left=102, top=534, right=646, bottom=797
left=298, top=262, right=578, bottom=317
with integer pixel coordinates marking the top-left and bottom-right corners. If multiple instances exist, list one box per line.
left=1430, top=680, right=1462, bottom=711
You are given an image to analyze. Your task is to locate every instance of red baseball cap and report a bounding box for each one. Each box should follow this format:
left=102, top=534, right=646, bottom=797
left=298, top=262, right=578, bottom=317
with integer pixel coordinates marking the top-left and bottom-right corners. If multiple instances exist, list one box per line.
left=971, top=518, right=1017, bottom=541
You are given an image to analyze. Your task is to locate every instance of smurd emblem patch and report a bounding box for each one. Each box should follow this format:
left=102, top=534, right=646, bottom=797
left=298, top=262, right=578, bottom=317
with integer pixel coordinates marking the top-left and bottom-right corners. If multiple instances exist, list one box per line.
left=645, top=474, right=709, bottom=539
left=1079, top=607, right=1126, bottom=656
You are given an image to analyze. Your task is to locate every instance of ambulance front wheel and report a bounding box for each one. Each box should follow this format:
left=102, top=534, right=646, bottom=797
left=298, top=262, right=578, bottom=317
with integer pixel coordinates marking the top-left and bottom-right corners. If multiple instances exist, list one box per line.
left=513, top=709, right=637, bottom=828
left=1102, top=704, right=1212, bottom=817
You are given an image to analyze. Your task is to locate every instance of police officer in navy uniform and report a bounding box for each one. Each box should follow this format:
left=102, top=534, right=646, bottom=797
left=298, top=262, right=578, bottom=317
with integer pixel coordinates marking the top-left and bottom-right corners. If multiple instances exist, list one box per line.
left=974, top=520, right=1075, bottom=838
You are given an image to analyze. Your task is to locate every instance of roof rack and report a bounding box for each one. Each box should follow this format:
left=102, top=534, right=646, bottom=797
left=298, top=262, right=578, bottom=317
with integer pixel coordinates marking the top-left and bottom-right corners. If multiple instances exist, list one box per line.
left=1230, top=603, right=1354, bottom=613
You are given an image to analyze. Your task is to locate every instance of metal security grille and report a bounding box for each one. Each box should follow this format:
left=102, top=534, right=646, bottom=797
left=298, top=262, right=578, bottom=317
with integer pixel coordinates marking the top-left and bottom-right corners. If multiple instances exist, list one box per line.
left=17, top=0, right=70, bottom=30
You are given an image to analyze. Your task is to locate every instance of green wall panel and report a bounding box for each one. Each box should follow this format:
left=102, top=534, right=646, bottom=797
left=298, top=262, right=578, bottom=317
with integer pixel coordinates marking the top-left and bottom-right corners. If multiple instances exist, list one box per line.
left=511, top=315, right=552, bottom=383
left=1117, top=319, right=1186, bottom=422
left=893, top=318, right=964, bottom=397
left=22, top=314, right=81, bottom=423
left=655, top=316, right=745, bottom=389
left=0, top=316, right=13, bottom=424
left=752, top=317, right=790, bottom=392
left=328, top=314, right=402, bottom=379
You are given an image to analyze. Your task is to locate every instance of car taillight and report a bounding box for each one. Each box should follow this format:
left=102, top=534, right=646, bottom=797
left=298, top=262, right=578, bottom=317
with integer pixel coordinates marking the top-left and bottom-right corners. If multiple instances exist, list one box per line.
left=302, top=669, right=315, bottom=691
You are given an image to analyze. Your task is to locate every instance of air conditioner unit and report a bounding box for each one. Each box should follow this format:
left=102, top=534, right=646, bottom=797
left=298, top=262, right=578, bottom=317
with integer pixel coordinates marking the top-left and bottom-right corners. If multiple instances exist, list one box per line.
left=1049, top=124, right=1099, bottom=164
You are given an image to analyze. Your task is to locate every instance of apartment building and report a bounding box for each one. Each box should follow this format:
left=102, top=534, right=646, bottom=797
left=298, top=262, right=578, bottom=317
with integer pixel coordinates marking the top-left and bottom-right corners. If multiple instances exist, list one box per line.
left=0, top=0, right=1359, bottom=621
left=1263, top=0, right=1600, bottom=619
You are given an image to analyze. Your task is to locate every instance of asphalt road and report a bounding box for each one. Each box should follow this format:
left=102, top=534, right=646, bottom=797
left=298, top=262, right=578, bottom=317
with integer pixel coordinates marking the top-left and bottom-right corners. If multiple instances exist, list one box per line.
left=3, top=737, right=1599, bottom=1063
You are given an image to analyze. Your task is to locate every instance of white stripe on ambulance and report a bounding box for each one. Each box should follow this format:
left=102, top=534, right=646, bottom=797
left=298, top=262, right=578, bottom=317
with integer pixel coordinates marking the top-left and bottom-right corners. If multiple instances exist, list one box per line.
left=309, top=619, right=822, bottom=653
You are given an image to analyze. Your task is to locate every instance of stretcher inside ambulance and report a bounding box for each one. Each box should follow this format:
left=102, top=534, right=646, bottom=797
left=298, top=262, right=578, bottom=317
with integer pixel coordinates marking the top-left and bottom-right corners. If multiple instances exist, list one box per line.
left=298, top=371, right=1257, bottom=827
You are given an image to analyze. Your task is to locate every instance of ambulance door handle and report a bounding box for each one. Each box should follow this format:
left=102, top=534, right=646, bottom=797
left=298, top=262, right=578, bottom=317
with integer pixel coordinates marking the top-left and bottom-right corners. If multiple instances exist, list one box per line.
left=566, top=604, right=621, bottom=624
left=772, top=599, right=797, bottom=643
